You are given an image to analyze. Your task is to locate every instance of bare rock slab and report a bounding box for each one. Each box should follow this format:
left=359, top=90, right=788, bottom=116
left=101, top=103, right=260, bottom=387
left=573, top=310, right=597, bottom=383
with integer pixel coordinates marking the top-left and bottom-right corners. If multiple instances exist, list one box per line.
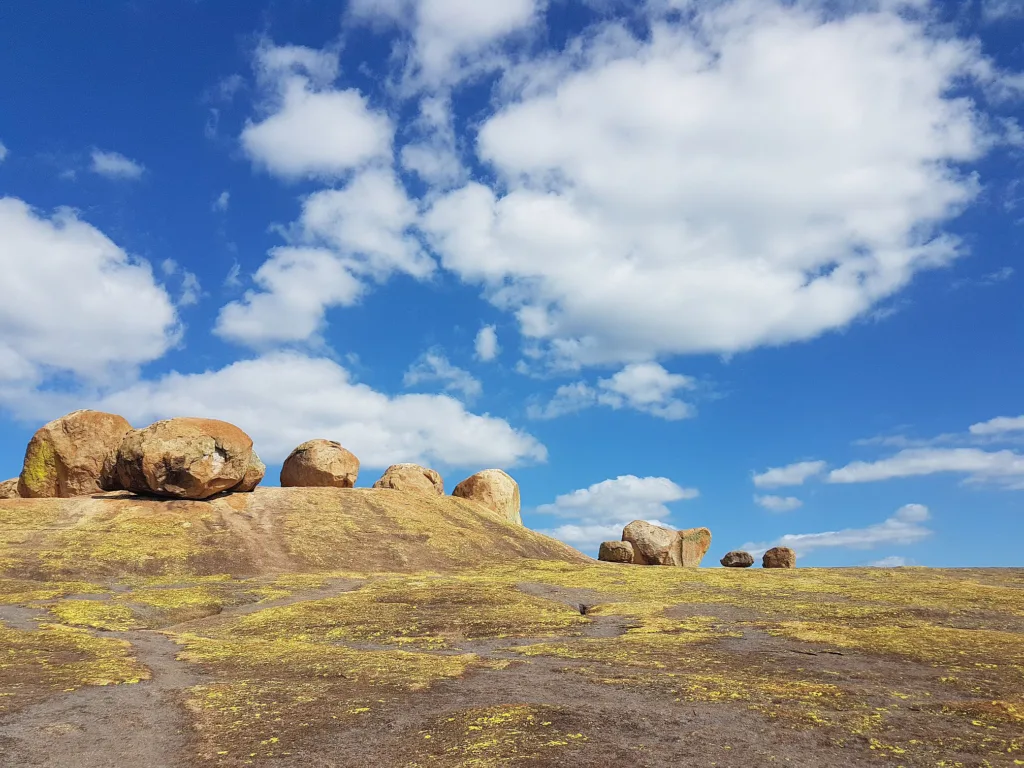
left=452, top=469, right=522, bottom=526
left=19, top=410, right=132, bottom=498
left=280, top=440, right=360, bottom=488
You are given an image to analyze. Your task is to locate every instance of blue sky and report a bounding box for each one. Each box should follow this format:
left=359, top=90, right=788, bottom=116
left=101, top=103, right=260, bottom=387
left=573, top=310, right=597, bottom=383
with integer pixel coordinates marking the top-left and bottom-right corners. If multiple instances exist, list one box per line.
left=0, top=0, right=1022, bottom=566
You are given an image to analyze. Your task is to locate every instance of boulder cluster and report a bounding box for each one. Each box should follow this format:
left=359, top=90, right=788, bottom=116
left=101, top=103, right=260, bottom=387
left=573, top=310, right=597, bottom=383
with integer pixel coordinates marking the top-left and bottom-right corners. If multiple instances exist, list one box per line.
left=0, top=410, right=523, bottom=526
left=718, top=547, right=796, bottom=569
left=598, top=520, right=713, bottom=568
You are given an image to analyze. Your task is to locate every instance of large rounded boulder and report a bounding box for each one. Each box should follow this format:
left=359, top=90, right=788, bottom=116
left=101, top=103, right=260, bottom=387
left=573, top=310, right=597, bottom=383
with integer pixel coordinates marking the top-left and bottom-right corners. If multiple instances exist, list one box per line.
left=452, top=469, right=521, bottom=526
left=116, top=418, right=254, bottom=500
left=622, top=520, right=681, bottom=566
left=18, top=410, right=132, bottom=498
left=721, top=550, right=755, bottom=568
left=280, top=440, right=360, bottom=488
left=0, top=479, right=20, bottom=499
left=372, top=464, right=444, bottom=496
left=763, top=546, right=797, bottom=569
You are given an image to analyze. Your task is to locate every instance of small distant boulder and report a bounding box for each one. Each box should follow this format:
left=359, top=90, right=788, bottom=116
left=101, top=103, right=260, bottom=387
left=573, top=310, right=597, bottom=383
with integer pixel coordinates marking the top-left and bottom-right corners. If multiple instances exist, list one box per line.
left=721, top=550, right=754, bottom=568
left=280, top=440, right=359, bottom=489
left=622, top=520, right=681, bottom=566
left=763, top=546, right=797, bottom=569
left=19, top=410, right=132, bottom=498
left=116, top=418, right=254, bottom=500
left=452, top=469, right=521, bottom=526
left=678, top=527, right=712, bottom=567
left=598, top=540, right=634, bottom=563
left=0, top=479, right=20, bottom=499
left=235, top=451, right=266, bottom=493
left=372, top=464, right=444, bottom=496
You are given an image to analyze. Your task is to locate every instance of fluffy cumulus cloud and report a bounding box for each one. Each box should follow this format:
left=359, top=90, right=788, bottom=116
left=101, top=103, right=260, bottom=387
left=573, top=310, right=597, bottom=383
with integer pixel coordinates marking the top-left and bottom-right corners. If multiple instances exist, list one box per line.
left=12, top=352, right=543, bottom=469
left=743, top=503, right=933, bottom=557
left=529, top=363, right=694, bottom=420
left=475, top=325, right=500, bottom=362
left=0, top=198, right=178, bottom=386
left=422, top=1, right=1004, bottom=367
left=970, top=415, right=1024, bottom=436
left=754, top=495, right=803, bottom=512
left=828, top=448, right=1024, bottom=488
left=752, top=460, right=827, bottom=488
left=404, top=349, right=482, bottom=400
left=536, top=474, right=699, bottom=554
left=241, top=44, right=393, bottom=179
left=90, top=149, right=145, bottom=180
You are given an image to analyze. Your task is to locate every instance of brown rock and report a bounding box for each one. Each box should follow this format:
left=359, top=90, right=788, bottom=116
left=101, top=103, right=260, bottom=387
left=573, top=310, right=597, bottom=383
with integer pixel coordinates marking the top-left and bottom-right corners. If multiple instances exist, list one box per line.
left=598, top=540, right=634, bottom=563
left=372, top=464, right=444, bottom=496
left=280, top=440, right=360, bottom=488
left=678, top=527, right=712, bottom=567
left=452, top=469, right=521, bottom=526
left=116, top=417, right=254, bottom=500
left=763, top=546, right=797, bottom=569
left=235, top=451, right=266, bottom=493
left=720, top=550, right=755, bottom=568
left=18, top=410, right=132, bottom=498
left=622, top=520, right=681, bottom=566
left=0, top=478, right=20, bottom=499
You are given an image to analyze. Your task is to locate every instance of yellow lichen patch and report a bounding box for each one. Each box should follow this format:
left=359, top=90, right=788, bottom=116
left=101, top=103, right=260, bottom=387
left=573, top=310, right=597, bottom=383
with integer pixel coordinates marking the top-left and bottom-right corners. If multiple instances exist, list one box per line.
left=245, top=571, right=368, bottom=602
left=208, top=578, right=588, bottom=648
left=0, top=623, right=148, bottom=713
left=407, top=704, right=589, bottom=767
left=0, top=577, right=107, bottom=605
left=49, top=599, right=142, bottom=631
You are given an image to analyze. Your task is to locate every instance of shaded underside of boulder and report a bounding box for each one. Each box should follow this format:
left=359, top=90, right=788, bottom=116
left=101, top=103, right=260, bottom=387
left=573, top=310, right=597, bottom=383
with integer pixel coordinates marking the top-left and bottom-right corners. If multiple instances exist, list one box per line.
left=0, top=487, right=590, bottom=580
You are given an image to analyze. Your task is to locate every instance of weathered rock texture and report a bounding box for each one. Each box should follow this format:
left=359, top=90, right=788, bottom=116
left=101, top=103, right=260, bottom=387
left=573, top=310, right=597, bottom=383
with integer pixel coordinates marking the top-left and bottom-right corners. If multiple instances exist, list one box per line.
left=372, top=464, right=444, bottom=496
left=116, top=418, right=254, bottom=500
left=0, top=479, right=19, bottom=499
left=763, top=547, right=797, bottom=569
left=721, top=550, right=755, bottom=568
left=280, top=440, right=360, bottom=489
left=598, top=540, right=634, bottom=563
left=678, top=527, right=712, bottom=567
left=622, top=520, right=680, bottom=566
left=452, top=469, right=522, bottom=526
left=235, top=451, right=266, bottom=493
left=18, top=410, right=132, bottom=498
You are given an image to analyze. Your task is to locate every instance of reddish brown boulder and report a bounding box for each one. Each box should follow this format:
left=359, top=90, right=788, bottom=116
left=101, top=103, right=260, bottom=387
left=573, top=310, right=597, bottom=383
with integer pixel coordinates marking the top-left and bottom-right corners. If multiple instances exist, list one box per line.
left=280, top=440, right=359, bottom=488
left=720, top=550, right=755, bottom=568
left=622, top=520, right=680, bottom=566
left=598, top=540, right=634, bottom=563
left=18, top=410, right=132, bottom=498
left=763, top=546, right=797, bottom=569
left=372, top=464, right=444, bottom=496
left=116, top=418, right=254, bottom=500
left=235, top=451, right=266, bottom=493
left=452, top=469, right=521, bottom=525
left=678, top=527, right=712, bottom=567
left=0, top=478, right=20, bottom=499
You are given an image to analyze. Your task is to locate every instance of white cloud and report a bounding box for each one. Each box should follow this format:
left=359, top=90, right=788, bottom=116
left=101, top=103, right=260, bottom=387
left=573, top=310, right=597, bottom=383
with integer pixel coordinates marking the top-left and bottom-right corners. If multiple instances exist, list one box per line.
left=422, top=2, right=998, bottom=368
left=179, top=272, right=202, bottom=307
left=404, top=349, right=482, bottom=400
left=241, top=44, right=393, bottom=179
left=213, top=191, right=230, bottom=212
left=969, top=415, right=1024, bottom=436
left=536, top=474, right=699, bottom=553
left=475, top=325, right=500, bottom=361
left=0, top=141, right=7, bottom=163
left=743, top=503, right=932, bottom=557
left=868, top=556, right=908, bottom=567
left=754, top=494, right=803, bottom=512
left=982, top=0, right=1024, bottom=21
left=0, top=197, right=178, bottom=384
left=400, top=95, right=466, bottom=187
left=215, top=247, right=363, bottom=347
left=529, top=362, right=694, bottom=420
left=90, top=149, right=145, bottom=180
left=9, top=352, right=544, bottom=470
left=752, top=460, right=827, bottom=488
left=828, top=447, right=1024, bottom=488
left=350, top=0, right=542, bottom=87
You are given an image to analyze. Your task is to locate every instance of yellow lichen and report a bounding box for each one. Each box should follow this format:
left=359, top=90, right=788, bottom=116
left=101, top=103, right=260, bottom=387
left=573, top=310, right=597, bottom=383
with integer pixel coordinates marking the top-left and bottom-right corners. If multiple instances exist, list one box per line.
left=49, top=599, right=141, bottom=631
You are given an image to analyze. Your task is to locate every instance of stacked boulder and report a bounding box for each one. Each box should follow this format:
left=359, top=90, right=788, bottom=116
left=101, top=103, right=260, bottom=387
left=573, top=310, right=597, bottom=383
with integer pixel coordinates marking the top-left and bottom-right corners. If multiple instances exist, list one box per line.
left=599, top=520, right=712, bottom=567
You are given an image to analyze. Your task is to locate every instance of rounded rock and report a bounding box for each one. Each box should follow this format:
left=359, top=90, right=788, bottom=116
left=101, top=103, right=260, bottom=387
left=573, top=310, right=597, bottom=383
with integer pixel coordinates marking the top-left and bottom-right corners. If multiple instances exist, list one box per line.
left=621, top=520, right=681, bottom=566
left=452, top=469, right=521, bottom=526
left=116, top=417, right=254, bottom=500
left=679, top=527, right=712, bottom=567
left=598, top=540, right=634, bottom=563
left=372, top=464, right=444, bottom=496
left=235, top=450, right=266, bottom=493
left=762, top=546, right=797, bottom=569
left=0, top=478, right=20, bottom=499
left=720, top=550, right=755, bottom=568
left=280, top=440, right=360, bottom=489
left=19, top=410, right=132, bottom=498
